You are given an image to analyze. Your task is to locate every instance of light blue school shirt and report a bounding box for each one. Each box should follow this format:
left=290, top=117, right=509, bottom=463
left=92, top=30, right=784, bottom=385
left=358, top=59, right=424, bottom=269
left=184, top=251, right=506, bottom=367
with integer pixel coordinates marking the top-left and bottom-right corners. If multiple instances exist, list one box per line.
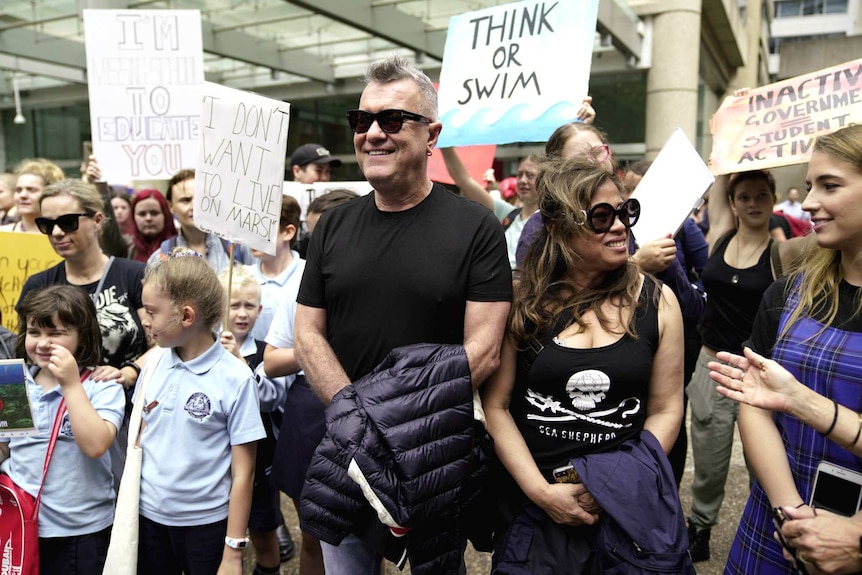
left=146, top=231, right=257, bottom=275
left=135, top=341, right=266, bottom=527
left=265, top=257, right=308, bottom=385
left=1, top=368, right=125, bottom=537
left=247, top=254, right=305, bottom=342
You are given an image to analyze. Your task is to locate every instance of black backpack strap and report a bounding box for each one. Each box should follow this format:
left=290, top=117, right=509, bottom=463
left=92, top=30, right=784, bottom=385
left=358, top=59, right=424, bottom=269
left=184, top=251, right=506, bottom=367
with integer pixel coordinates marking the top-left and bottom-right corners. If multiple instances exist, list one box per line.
left=501, top=207, right=522, bottom=231
left=769, top=239, right=783, bottom=280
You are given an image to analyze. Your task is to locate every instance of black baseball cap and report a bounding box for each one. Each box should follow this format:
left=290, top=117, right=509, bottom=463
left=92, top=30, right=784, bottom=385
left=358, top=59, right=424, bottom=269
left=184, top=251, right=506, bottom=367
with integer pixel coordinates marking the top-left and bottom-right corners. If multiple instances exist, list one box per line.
left=290, top=143, right=342, bottom=168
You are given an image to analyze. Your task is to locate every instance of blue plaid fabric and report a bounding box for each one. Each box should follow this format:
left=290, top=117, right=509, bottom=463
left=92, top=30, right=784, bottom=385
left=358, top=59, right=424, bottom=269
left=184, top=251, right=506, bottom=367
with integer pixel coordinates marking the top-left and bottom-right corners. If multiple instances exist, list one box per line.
left=725, top=281, right=862, bottom=575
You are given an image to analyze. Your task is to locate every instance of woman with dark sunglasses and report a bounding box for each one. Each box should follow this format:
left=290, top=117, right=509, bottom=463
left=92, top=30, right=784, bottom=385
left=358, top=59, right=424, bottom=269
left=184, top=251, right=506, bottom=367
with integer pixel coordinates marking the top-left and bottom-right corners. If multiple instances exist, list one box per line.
left=18, top=179, right=149, bottom=387
left=482, top=156, right=691, bottom=573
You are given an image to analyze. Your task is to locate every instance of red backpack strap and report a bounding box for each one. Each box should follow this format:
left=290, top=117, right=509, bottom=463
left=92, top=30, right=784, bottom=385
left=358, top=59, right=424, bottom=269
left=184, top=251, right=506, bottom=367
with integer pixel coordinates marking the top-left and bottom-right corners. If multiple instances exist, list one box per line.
left=33, top=369, right=92, bottom=516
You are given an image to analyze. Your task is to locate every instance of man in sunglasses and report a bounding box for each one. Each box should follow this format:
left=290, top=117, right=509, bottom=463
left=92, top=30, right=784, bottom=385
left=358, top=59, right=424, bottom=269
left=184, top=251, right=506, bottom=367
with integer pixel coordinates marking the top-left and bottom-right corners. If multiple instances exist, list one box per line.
left=293, top=55, right=512, bottom=575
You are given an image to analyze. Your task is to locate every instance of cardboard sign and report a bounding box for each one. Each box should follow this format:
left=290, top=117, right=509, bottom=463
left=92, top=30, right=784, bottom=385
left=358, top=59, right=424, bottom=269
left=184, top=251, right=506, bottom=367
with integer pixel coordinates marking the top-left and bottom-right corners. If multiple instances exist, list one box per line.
left=436, top=0, right=598, bottom=147
left=0, top=232, right=63, bottom=333
left=84, top=9, right=205, bottom=183
left=428, top=145, right=496, bottom=185
left=711, top=58, right=862, bottom=174
left=630, top=129, right=714, bottom=244
left=196, top=82, right=290, bottom=255
left=283, top=181, right=373, bottom=223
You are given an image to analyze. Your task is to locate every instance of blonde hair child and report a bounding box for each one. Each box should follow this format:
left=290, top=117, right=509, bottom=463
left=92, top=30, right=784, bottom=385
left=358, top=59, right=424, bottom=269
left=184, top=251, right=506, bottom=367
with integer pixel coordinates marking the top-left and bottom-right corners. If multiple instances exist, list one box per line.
left=137, top=248, right=266, bottom=575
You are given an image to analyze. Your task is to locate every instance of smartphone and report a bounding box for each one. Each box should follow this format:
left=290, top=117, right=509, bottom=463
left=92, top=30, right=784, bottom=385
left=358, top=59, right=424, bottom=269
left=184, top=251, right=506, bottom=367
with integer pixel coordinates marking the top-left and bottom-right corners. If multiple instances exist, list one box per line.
left=809, top=461, right=862, bottom=516
left=552, top=464, right=581, bottom=484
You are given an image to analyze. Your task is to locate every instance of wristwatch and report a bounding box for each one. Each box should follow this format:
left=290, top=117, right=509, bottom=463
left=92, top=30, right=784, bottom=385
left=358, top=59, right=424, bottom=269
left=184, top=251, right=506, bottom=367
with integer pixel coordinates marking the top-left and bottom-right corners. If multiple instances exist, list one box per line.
left=224, top=536, right=249, bottom=550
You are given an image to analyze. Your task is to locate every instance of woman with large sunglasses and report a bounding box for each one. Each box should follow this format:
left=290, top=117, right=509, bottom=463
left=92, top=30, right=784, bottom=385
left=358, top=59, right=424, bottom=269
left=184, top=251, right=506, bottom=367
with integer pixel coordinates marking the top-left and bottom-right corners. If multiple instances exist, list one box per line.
left=482, top=156, right=690, bottom=573
left=18, top=179, right=149, bottom=387
left=685, top=166, right=805, bottom=561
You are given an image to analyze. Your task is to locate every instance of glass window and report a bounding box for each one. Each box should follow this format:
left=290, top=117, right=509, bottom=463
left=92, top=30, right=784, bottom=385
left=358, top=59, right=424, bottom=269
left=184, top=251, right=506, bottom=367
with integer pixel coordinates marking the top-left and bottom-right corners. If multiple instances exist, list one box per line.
left=775, top=0, right=801, bottom=16
left=825, top=0, right=848, bottom=13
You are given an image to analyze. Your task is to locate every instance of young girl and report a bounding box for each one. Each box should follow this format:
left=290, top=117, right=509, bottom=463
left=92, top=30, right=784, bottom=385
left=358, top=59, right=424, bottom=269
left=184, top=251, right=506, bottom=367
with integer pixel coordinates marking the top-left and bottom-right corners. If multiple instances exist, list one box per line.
left=137, top=248, right=265, bottom=575
left=1, top=285, right=125, bottom=575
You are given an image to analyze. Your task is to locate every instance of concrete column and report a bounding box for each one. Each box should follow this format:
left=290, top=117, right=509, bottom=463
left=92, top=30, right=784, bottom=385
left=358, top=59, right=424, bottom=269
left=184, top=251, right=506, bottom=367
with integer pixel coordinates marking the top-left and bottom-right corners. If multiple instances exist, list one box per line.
left=643, top=0, right=702, bottom=158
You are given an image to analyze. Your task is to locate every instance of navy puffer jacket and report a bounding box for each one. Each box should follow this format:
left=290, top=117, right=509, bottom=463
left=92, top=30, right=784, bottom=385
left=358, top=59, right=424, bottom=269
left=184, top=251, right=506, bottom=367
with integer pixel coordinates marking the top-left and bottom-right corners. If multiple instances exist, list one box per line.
left=300, top=343, right=493, bottom=575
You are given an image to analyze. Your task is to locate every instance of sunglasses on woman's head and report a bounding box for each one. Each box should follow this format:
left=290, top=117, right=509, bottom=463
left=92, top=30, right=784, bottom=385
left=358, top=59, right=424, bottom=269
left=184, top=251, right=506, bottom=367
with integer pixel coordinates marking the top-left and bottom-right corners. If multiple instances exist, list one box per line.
left=579, top=198, right=640, bottom=234
left=347, top=109, right=433, bottom=134
left=35, top=212, right=95, bottom=235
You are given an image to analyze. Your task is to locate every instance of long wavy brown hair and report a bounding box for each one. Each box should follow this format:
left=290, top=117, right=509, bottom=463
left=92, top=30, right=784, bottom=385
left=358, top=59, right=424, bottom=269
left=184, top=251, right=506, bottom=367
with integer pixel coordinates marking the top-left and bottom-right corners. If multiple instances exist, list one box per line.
left=779, top=125, right=862, bottom=340
left=510, top=156, right=646, bottom=346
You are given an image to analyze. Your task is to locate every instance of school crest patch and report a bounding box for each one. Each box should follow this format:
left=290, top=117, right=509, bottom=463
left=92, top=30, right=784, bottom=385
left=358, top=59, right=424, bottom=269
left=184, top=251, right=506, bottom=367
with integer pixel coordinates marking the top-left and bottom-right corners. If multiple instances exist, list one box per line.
left=184, top=392, right=212, bottom=421
left=60, top=413, right=74, bottom=437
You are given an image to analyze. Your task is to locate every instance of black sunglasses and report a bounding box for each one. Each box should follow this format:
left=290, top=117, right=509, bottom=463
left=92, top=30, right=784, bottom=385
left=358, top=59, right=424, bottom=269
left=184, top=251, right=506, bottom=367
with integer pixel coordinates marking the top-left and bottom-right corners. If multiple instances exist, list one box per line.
left=347, top=109, right=433, bottom=134
left=35, top=212, right=95, bottom=235
left=579, top=198, right=640, bottom=234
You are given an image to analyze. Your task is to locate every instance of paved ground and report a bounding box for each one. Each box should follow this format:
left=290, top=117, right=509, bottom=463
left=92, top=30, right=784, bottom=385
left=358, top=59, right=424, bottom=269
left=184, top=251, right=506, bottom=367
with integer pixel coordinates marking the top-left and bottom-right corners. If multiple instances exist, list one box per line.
left=246, top=415, right=750, bottom=575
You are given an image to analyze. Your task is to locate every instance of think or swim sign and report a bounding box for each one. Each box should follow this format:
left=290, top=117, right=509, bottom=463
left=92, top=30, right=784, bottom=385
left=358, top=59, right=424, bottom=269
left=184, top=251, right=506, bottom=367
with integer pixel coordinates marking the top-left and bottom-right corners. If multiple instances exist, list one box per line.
left=437, top=0, right=599, bottom=147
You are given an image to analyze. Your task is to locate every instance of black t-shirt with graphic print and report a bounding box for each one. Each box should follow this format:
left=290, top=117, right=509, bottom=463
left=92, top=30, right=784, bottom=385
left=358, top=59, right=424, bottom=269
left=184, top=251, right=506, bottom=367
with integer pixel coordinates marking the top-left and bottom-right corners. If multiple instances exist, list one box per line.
left=19, top=258, right=147, bottom=368
left=509, top=277, right=661, bottom=479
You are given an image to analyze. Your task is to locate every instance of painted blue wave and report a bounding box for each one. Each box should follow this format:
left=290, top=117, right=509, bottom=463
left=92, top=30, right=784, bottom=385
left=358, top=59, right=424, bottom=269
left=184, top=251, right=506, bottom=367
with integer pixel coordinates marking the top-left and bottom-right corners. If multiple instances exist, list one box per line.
left=437, top=101, right=581, bottom=147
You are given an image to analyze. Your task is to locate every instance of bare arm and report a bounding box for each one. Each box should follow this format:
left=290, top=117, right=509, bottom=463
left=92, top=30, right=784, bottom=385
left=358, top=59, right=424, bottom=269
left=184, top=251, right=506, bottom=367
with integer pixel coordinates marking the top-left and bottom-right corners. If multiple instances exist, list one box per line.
left=463, top=300, right=510, bottom=389
left=644, top=283, right=684, bottom=453
left=294, top=304, right=350, bottom=403
left=739, top=402, right=805, bottom=507
left=217, top=442, right=256, bottom=575
left=482, top=338, right=599, bottom=526
left=440, top=148, right=494, bottom=211
left=712, top=347, right=862, bottom=457
left=263, top=344, right=299, bottom=378
left=705, top=174, right=736, bottom=253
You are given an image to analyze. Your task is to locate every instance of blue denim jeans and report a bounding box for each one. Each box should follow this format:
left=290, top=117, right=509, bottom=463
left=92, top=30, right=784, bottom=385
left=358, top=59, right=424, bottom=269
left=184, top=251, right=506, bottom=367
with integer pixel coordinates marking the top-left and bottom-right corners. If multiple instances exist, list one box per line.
left=320, top=533, right=383, bottom=575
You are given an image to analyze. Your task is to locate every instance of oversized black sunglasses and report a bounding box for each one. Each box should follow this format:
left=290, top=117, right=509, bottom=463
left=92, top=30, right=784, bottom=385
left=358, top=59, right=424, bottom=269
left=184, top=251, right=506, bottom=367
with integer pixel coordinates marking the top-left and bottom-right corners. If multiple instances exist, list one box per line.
left=35, top=212, right=95, bottom=235
left=347, top=109, right=433, bottom=134
left=579, top=198, right=640, bottom=234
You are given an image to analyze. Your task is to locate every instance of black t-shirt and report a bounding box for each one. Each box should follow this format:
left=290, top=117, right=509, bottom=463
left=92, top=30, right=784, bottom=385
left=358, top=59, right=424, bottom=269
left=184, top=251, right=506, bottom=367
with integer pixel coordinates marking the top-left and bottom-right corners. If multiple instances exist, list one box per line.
left=700, top=232, right=774, bottom=354
left=509, top=277, right=661, bottom=477
left=19, top=258, right=147, bottom=367
left=748, top=276, right=862, bottom=357
left=298, top=184, right=512, bottom=381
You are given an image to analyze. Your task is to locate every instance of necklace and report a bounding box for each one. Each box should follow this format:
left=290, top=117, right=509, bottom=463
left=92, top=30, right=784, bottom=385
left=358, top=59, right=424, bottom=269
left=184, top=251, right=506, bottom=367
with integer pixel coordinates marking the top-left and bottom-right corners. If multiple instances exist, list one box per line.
left=731, top=235, right=769, bottom=284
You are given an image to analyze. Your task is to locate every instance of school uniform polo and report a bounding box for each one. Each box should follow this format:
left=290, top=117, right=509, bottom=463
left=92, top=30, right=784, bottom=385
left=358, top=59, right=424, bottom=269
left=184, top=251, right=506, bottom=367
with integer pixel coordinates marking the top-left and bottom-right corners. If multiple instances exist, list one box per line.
left=135, top=341, right=266, bottom=527
left=247, top=252, right=306, bottom=342
left=0, top=368, right=125, bottom=537
left=265, top=257, right=307, bottom=387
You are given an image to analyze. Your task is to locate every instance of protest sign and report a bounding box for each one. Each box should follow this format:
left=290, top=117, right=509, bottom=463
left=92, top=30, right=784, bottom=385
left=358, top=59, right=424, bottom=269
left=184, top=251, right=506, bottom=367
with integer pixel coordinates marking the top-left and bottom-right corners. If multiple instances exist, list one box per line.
left=0, top=232, right=63, bottom=333
left=711, top=58, right=862, bottom=174
left=630, top=128, right=714, bottom=244
left=428, top=145, right=496, bottom=185
left=84, top=9, right=204, bottom=183
left=196, top=82, right=290, bottom=255
left=283, top=181, right=373, bottom=223
left=436, top=0, right=598, bottom=147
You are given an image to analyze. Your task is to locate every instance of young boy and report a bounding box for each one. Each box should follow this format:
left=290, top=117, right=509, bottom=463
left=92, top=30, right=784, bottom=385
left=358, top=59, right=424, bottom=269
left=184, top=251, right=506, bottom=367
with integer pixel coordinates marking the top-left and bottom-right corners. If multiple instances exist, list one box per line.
left=219, top=268, right=287, bottom=575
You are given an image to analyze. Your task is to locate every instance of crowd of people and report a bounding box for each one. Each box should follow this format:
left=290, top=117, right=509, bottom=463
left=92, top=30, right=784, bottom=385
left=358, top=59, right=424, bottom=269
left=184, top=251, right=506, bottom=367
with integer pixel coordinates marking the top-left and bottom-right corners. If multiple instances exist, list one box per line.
left=0, top=53, right=860, bottom=575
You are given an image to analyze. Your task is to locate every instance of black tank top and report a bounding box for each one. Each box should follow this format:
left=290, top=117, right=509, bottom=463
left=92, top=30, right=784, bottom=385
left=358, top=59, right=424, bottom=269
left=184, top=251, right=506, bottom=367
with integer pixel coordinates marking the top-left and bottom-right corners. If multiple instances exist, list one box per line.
left=700, top=232, right=774, bottom=354
left=509, top=277, right=661, bottom=479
